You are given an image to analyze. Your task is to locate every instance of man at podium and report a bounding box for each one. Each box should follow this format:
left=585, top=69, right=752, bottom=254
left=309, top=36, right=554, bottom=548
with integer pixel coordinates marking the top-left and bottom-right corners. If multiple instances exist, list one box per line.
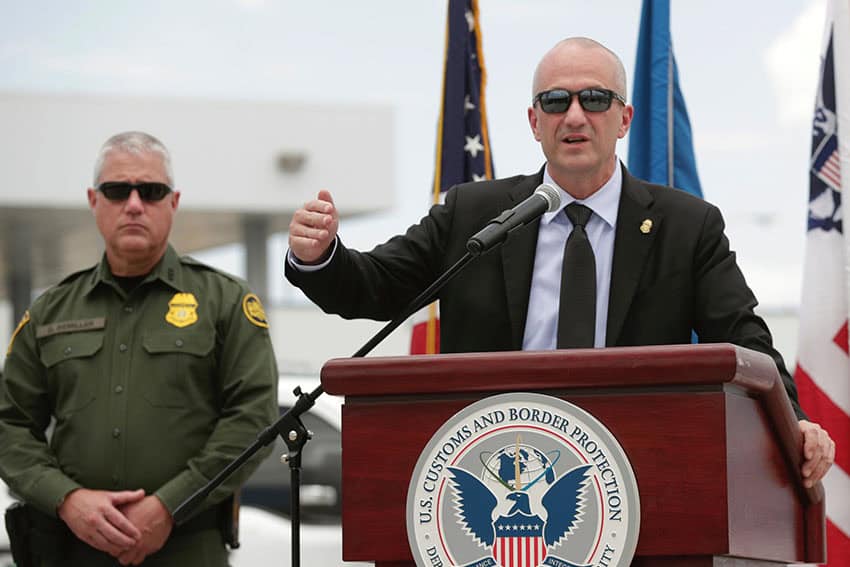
left=285, top=37, right=834, bottom=488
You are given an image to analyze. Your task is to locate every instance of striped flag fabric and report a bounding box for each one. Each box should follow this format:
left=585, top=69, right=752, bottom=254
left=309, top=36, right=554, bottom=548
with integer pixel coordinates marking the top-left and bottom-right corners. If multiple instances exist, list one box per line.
left=409, top=0, right=495, bottom=354
left=627, top=0, right=702, bottom=198
left=492, top=535, right=546, bottom=567
left=795, top=0, right=850, bottom=563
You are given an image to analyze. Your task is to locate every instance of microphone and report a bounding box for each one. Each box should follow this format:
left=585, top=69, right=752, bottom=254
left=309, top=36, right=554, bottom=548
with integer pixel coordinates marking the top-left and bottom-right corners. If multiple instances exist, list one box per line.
left=466, top=183, right=561, bottom=256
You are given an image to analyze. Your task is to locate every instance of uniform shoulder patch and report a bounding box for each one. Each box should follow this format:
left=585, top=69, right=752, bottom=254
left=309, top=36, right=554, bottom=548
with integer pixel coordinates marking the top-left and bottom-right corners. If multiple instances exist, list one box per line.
left=6, top=310, right=31, bottom=356
left=242, top=293, right=269, bottom=328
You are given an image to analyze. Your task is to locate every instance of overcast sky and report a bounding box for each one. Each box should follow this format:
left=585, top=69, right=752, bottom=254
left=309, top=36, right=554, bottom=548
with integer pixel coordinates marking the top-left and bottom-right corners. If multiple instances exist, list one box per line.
left=0, top=0, right=828, bottom=310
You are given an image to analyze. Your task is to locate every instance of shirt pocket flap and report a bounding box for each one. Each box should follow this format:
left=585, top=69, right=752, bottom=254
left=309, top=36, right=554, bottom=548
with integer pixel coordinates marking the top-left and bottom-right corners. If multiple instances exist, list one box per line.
left=39, top=332, right=104, bottom=368
left=143, top=331, right=215, bottom=357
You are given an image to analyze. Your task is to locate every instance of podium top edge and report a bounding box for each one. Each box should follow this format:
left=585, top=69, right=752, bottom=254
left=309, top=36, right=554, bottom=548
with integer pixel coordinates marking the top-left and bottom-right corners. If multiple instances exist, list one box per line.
left=321, top=343, right=777, bottom=397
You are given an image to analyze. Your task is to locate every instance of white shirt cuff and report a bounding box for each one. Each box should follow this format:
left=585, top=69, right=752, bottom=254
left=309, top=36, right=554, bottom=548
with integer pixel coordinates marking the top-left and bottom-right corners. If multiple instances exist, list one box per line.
left=286, top=237, right=338, bottom=272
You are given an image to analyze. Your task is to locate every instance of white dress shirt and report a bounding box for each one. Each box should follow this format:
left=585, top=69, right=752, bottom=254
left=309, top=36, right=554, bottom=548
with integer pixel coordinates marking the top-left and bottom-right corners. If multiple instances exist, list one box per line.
left=522, top=164, right=622, bottom=350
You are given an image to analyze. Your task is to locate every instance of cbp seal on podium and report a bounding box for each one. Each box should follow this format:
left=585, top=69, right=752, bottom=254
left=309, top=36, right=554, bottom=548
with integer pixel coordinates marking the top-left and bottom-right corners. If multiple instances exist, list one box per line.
left=406, top=393, right=639, bottom=567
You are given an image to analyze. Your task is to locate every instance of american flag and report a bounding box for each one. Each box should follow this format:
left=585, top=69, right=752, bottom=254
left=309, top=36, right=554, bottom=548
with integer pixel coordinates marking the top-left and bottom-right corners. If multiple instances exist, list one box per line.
left=795, top=0, right=850, bottom=563
left=409, top=0, right=495, bottom=354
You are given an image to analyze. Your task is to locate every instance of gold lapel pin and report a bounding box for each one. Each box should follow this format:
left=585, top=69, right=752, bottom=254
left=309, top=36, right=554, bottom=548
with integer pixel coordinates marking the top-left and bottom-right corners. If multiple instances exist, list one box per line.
left=640, top=219, right=653, bottom=234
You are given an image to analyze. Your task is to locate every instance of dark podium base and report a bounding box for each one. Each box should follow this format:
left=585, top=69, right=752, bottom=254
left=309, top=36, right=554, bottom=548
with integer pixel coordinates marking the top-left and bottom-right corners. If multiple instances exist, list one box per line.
left=324, top=345, right=825, bottom=566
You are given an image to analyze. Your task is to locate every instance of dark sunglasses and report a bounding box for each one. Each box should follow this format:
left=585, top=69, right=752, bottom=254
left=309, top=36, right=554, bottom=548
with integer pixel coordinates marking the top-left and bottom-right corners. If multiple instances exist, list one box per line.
left=97, top=181, right=172, bottom=202
left=533, top=88, right=626, bottom=114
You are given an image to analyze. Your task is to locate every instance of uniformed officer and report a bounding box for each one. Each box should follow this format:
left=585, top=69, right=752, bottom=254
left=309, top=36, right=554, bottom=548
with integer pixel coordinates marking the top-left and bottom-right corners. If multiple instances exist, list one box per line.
left=0, top=131, right=279, bottom=566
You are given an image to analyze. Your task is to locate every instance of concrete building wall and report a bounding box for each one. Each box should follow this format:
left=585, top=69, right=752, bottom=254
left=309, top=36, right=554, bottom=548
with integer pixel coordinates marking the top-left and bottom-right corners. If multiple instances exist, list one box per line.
left=0, top=93, right=394, bottom=214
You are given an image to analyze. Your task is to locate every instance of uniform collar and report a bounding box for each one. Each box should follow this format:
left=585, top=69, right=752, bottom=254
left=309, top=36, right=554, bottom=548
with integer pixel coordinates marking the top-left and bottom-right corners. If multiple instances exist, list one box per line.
left=85, top=244, right=185, bottom=296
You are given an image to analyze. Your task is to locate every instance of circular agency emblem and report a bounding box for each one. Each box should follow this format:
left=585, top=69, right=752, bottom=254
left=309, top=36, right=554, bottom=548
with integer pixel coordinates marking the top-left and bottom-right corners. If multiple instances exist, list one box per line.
left=407, top=393, right=639, bottom=567
left=242, top=293, right=269, bottom=328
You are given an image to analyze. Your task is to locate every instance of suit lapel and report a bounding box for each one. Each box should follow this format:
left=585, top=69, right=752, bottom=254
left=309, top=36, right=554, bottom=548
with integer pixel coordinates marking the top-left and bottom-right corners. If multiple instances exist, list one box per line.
left=606, top=168, right=662, bottom=346
left=501, top=173, right=544, bottom=349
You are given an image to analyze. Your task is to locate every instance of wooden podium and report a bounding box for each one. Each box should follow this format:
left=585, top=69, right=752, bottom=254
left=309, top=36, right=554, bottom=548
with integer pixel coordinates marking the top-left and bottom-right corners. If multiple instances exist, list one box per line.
left=321, top=344, right=825, bottom=566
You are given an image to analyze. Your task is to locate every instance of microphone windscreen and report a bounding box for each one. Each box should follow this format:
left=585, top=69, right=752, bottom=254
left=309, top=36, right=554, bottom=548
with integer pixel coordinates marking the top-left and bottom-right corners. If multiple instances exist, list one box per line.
left=534, top=183, right=561, bottom=213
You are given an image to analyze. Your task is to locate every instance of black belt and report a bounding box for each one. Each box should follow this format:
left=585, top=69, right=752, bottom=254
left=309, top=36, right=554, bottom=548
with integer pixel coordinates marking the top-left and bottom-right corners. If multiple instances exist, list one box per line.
left=28, top=501, right=220, bottom=545
left=172, top=505, right=220, bottom=536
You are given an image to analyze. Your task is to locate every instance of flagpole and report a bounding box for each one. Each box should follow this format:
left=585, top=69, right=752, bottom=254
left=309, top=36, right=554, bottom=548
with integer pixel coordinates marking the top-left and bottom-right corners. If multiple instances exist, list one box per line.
left=629, top=0, right=702, bottom=198
left=835, top=0, right=850, bottom=317
left=410, top=0, right=495, bottom=355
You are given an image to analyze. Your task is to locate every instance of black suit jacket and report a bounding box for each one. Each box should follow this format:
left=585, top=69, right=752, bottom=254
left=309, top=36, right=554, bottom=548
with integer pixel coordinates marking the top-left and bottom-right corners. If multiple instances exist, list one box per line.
left=286, top=165, right=802, bottom=417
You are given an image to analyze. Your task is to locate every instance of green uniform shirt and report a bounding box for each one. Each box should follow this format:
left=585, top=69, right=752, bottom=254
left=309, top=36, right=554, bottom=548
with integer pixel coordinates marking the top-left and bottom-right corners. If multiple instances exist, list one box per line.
left=0, top=245, right=278, bottom=518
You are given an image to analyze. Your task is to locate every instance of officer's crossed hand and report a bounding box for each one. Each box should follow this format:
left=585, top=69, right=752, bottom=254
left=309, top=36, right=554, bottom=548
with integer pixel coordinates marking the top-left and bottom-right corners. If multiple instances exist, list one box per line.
left=58, top=488, right=144, bottom=557
left=117, top=495, right=174, bottom=566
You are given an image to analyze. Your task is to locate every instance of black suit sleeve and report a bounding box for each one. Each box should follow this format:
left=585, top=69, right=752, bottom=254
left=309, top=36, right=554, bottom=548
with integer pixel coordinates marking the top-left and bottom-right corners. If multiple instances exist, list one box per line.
left=692, top=204, right=805, bottom=419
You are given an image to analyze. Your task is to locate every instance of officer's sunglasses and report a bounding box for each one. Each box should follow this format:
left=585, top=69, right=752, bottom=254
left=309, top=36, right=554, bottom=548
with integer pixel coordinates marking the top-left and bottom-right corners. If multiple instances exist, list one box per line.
left=533, top=88, right=627, bottom=114
left=97, top=181, right=172, bottom=202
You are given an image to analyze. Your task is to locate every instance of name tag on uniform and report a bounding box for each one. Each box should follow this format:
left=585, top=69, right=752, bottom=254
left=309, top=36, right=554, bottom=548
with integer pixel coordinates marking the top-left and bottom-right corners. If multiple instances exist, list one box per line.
left=36, top=317, right=106, bottom=338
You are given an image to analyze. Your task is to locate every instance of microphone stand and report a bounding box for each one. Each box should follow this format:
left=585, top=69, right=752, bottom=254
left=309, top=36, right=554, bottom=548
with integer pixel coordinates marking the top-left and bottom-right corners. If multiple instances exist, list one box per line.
left=172, top=251, right=476, bottom=567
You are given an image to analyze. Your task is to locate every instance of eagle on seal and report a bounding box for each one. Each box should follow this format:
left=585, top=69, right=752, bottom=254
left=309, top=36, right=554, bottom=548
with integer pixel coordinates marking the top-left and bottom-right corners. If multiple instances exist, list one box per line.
left=446, top=463, right=592, bottom=567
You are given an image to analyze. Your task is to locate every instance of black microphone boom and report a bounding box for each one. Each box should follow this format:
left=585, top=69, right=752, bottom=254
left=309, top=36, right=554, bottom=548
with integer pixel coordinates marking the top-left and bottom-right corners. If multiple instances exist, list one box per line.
left=466, top=183, right=561, bottom=256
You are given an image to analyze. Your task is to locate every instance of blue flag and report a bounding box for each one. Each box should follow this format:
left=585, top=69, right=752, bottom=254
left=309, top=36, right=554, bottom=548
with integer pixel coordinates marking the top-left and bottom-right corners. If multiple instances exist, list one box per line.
left=411, top=0, right=495, bottom=354
left=628, top=0, right=702, bottom=197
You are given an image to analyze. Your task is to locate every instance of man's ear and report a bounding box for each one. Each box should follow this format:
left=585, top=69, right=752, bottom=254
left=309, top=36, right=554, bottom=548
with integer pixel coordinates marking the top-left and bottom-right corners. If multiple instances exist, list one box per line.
left=528, top=106, right=542, bottom=142
left=87, top=188, right=97, bottom=211
left=618, top=104, right=635, bottom=139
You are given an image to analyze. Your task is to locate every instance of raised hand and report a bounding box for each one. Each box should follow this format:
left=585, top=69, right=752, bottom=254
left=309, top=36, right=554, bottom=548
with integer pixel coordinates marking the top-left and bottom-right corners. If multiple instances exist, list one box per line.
left=289, top=189, right=339, bottom=264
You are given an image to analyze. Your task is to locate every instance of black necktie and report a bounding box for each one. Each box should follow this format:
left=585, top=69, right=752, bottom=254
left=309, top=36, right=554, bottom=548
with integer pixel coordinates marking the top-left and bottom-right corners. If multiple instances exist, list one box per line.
left=557, top=203, right=596, bottom=348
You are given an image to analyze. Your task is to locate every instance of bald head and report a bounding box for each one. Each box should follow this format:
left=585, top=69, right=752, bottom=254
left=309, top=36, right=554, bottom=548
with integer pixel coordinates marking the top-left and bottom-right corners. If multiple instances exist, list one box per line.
left=532, top=37, right=628, bottom=101
left=526, top=36, right=634, bottom=198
